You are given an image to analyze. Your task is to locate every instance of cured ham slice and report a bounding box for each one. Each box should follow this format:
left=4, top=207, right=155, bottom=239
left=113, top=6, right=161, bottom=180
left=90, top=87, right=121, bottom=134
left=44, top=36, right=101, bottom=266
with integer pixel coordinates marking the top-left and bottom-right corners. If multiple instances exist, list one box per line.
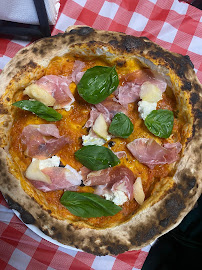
left=85, top=166, right=135, bottom=200
left=113, top=151, right=127, bottom=159
left=29, top=165, right=82, bottom=192
left=110, top=166, right=135, bottom=200
left=114, top=83, right=140, bottom=106
left=71, top=60, right=85, bottom=84
left=115, top=69, right=167, bottom=105
left=79, top=166, right=91, bottom=181
left=21, top=124, right=68, bottom=159
left=83, top=168, right=111, bottom=186
left=121, top=69, right=154, bottom=85
left=36, top=75, right=75, bottom=109
left=127, top=138, right=182, bottom=169
left=85, top=97, right=127, bottom=128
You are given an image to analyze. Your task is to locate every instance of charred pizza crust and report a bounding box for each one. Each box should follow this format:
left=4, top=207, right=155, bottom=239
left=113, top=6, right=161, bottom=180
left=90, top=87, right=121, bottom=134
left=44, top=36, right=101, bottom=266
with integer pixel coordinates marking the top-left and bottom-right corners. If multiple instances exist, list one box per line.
left=0, top=26, right=201, bottom=255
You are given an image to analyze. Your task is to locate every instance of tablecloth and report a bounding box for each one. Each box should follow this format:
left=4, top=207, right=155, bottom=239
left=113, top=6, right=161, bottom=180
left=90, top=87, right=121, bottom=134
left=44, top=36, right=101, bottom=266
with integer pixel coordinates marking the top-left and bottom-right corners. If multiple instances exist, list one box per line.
left=0, top=0, right=201, bottom=269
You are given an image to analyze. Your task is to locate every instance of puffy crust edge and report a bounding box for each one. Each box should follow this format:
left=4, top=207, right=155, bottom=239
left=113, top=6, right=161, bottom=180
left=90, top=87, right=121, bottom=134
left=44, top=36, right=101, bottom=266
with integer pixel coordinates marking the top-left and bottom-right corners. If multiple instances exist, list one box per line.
left=0, top=26, right=201, bottom=255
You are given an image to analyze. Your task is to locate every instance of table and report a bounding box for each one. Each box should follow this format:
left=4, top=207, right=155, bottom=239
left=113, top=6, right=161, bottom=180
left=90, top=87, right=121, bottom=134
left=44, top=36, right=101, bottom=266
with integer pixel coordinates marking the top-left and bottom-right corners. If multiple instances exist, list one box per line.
left=0, top=0, right=202, bottom=269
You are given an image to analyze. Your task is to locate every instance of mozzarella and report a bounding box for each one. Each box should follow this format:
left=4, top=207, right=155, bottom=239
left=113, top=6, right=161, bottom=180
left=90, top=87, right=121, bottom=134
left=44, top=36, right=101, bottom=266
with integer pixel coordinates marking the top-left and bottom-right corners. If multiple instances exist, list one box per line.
left=104, top=190, right=128, bottom=205
left=33, top=156, right=61, bottom=170
left=63, top=104, right=72, bottom=111
left=82, top=134, right=106, bottom=146
left=138, top=100, right=157, bottom=120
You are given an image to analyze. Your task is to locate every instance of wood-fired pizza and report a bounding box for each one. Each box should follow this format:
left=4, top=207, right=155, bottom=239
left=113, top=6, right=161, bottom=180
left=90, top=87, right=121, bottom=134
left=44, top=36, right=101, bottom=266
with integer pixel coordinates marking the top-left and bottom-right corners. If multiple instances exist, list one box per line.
left=0, top=26, right=201, bottom=255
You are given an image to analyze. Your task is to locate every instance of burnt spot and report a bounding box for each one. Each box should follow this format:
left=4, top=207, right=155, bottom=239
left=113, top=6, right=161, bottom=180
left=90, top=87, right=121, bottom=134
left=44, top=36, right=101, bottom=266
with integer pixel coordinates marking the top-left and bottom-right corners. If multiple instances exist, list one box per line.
left=55, top=232, right=62, bottom=240
left=39, top=49, right=45, bottom=57
left=184, top=55, right=194, bottom=69
left=6, top=97, right=10, bottom=102
left=21, top=210, right=36, bottom=224
left=37, top=213, right=47, bottom=222
left=70, top=27, right=94, bottom=36
left=181, top=81, right=192, bottom=91
left=148, top=48, right=195, bottom=83
left=3, top=120, right=9, bottom=128
left=16, top=60, right=22, bottom=68
left=109, top=39, right=119, bottom=48
left=116, top=60, right=126, bottom=67
left=148, top=49, right=174, bottom=68
left=194, top=108, right=202, bottom=128
left=21, top=48, right=28, bottom=54
left=42, top=229, right=49, bottom=235
left=107, top=243, right=129, bottom=255
left=193, top=82, right=201, bottom=93
left=27, top=60, right=37, bottom=69
left=32, top=47, right=38, bottom=54
left=121, top=36, right=146, bottom=52
left=159, top=217, right=169, bottom=227
left=180, top=171, right=196, bottom=191
left=82, top=245, right=108, bottom=256
left=69, top=35, right=75, bottom=43
left=7, top=71, right=13, bottom=77
left=66, top=224, right=75, bottom=232
left=131, top=225, right=160, bottom=246
left=157, top=192, right=186, bottom=228
left=165, top=193, right=185, bottom=214
left=190, top=92, right=200, bottom=105
left=5, top=195, right=35, bottom=224
left=87, top=40, right=96, bottom=47
left=0, top=103, right=8, bottom=114
left=51, top=226, right=56, bottom=231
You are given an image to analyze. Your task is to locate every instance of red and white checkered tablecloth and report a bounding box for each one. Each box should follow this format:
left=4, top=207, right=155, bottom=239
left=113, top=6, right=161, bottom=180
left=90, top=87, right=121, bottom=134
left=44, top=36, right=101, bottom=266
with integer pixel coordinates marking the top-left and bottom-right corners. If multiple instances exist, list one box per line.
left=0, top=0, right=202, bottom=269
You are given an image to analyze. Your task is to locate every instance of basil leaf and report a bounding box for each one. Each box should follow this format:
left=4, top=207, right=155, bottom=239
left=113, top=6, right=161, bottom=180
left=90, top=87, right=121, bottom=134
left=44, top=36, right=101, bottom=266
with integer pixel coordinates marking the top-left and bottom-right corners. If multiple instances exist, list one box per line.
left=145, top=109, right=174, bottom=138
left=77, top=66, right=119, bottom=104
left=60, top=191, right=121, bottom=218
left=109, top=112, right=134, bottom=138
left=74, top=145, right=120, bottom=171
left=13, top=100, right=62, bottom=121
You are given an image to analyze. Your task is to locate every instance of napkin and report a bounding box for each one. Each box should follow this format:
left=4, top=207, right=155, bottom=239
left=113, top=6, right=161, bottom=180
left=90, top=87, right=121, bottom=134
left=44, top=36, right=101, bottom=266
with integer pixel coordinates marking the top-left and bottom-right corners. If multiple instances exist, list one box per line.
left=0, top=0, right=60, bottom=25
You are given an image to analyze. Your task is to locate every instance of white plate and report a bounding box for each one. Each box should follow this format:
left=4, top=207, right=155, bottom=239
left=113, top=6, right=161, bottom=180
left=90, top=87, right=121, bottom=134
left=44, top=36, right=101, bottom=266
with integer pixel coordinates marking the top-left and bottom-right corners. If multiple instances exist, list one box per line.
left=12, top=209, right=82, bottom=251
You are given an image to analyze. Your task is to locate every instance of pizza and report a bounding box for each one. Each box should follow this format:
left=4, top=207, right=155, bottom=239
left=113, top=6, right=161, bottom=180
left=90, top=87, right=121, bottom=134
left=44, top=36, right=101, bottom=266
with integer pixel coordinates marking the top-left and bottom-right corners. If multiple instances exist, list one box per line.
left=0, top=26, right=201, bottom=255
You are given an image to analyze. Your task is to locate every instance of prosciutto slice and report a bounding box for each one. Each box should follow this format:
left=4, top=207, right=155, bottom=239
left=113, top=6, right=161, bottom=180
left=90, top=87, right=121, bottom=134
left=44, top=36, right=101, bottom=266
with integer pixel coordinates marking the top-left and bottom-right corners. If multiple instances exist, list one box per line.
left=84, top=166, right=135, bottom=200
left=36, top=75, right=75, bottom=109
left=113, top=151, right=127, bottom=159
left=115, top=69, right=167, bottom=106
left=127, top=138, right=182, bottom=169
left=114, top=83, right=141, bottom=106
left=79, top=166, right=91, bottom=181
left=83, top=168, right=111, bottom=186
left=85, top=97, right=127, bottom=128
left=30, top=165, right=82, bottom=192
left=71, top=60, right=85, bottom=84
left=21, top=124, right=68, bottom=159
